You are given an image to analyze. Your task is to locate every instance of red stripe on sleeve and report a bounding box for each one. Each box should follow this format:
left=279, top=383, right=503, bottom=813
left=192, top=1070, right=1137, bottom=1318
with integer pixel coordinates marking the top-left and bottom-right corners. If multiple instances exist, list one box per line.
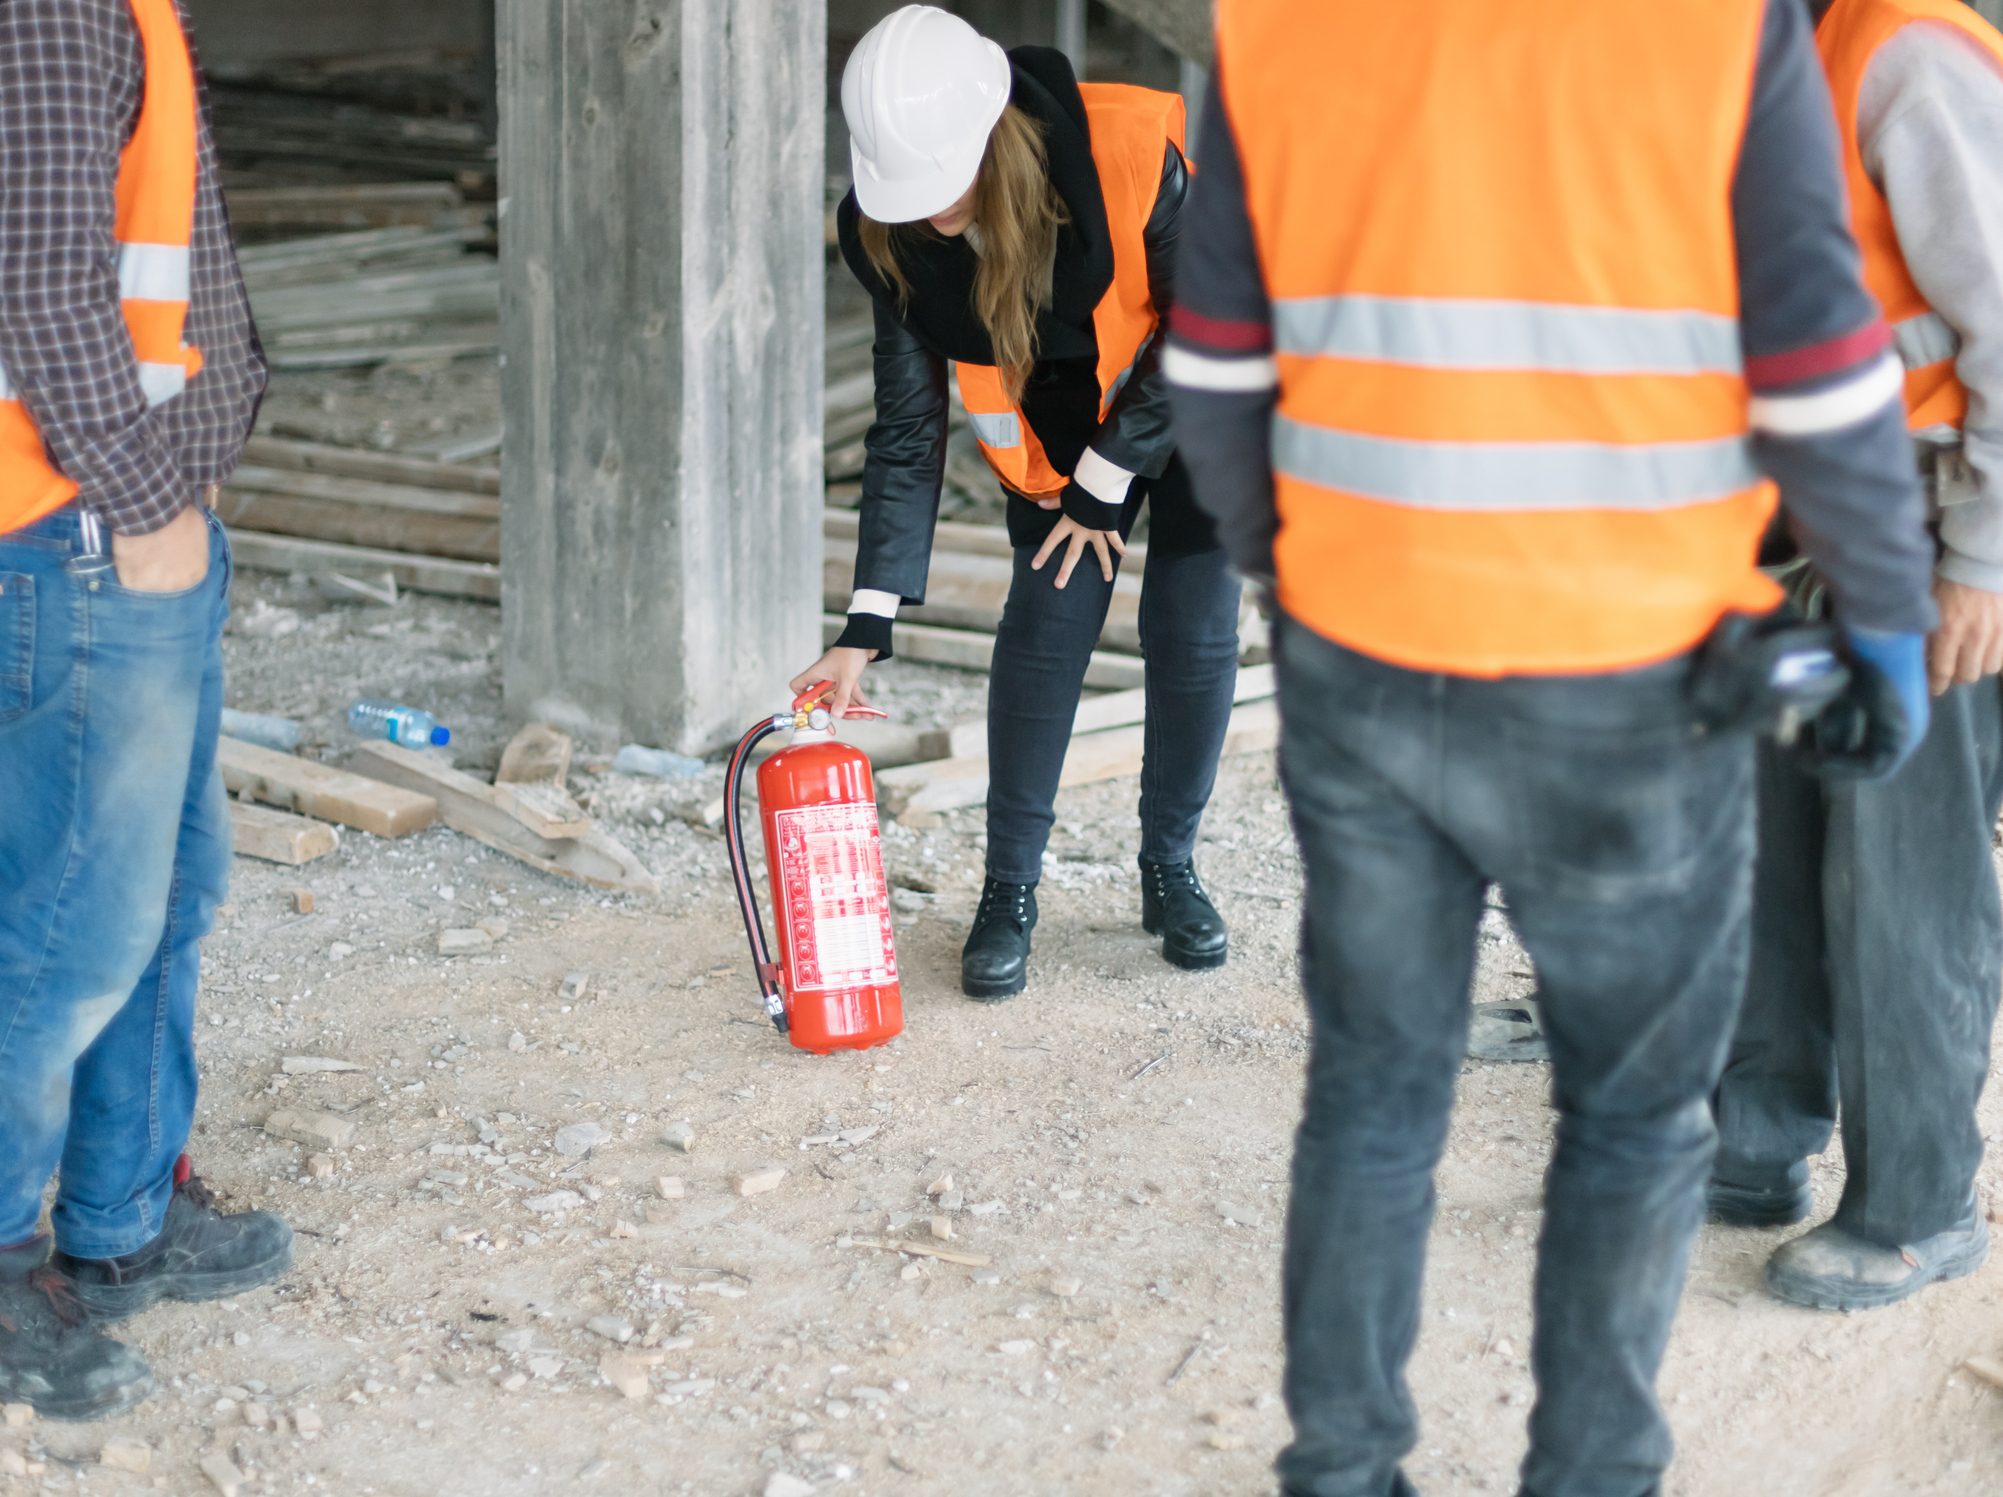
left=1744, top=319, right=1892, bottom=390
left=1169, top=304, right=1272, bottom=354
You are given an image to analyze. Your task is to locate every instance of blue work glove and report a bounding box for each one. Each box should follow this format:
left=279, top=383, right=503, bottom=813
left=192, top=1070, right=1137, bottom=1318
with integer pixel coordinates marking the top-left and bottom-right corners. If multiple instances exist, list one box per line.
left=1797, top=627, right=1930, bottom=781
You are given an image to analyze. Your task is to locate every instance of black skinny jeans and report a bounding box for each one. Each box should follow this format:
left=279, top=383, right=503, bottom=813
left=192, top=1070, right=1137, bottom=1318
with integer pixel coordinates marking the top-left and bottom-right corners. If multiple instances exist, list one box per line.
left=1273, top=613, right=1756, bottom=1497
left=983, top=456, right=1241, bottom=884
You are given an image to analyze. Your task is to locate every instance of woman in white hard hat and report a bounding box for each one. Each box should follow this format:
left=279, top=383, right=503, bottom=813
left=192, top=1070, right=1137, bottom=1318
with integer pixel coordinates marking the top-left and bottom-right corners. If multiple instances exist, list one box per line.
left=790, top=5, right=1242, bottom=1001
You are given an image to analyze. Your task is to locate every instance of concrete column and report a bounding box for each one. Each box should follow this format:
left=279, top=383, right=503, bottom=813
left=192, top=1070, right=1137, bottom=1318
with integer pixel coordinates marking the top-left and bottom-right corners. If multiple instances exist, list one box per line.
left=498, top=1, right=825, bottom=755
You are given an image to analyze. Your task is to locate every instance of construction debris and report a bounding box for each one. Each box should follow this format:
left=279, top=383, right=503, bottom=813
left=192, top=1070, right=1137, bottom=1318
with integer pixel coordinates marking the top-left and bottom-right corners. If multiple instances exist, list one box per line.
left=220, top=736, right=437, bottom=838
left=263, top=1108, right=356, bottom=1151
left=229, top=802, right=339, bottom=865
left=496, top=722, right=574, bottom=787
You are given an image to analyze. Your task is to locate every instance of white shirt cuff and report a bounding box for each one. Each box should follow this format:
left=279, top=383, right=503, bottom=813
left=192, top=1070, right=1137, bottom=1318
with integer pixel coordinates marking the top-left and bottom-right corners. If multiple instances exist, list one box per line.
left=1072, top=446, right=1136, bottom=507
left=849, top=588, right=901, bottom=619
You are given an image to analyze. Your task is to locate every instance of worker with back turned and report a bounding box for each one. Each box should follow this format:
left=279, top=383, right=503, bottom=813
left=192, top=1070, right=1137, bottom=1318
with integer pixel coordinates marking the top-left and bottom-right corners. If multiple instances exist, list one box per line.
left=1168, top=0, right=1937, bottom=1493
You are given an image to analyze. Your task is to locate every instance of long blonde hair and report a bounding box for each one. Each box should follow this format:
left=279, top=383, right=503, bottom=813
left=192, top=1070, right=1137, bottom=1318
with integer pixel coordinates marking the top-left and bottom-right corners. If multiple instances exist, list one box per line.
left=857, top=104, right=1069, bottom=401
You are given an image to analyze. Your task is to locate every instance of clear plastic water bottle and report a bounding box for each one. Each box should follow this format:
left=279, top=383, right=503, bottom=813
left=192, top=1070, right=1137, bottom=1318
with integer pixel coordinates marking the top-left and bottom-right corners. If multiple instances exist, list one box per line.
left=348, top=699, right=450, bottom=747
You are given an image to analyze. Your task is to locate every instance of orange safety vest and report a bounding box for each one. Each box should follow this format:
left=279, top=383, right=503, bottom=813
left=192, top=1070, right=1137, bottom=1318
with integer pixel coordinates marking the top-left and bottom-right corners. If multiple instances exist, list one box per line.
left=1819, top=0, right=2003, bottom=431
left=1217, top=0, right=1783, bottom=677
left=0, top=0, right=204, bottom=537
left=955, top=84, right=1183, bottom=501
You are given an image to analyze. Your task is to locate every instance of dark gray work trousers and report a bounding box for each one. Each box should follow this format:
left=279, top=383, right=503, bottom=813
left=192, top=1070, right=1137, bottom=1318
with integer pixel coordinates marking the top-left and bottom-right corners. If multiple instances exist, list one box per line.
left=1272, top=614, right=1755, bottom=1497
left=1714, top=677, right=2003, bottom=1245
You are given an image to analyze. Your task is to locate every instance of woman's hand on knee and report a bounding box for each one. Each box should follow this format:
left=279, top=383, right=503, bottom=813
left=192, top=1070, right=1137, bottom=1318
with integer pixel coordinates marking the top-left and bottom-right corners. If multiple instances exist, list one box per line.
left=1031, top=514, right=1126, bottom=589
left=789, top=647, right=875, bottom=719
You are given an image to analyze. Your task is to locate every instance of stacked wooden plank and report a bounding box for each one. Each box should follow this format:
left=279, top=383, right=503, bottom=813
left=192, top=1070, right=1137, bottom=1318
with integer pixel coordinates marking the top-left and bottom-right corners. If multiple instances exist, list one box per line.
left=210, top=88, right=497, bottom=188
left=238, top=226, right=497, bottom=371
left=227, top=183, right=481, bottom=234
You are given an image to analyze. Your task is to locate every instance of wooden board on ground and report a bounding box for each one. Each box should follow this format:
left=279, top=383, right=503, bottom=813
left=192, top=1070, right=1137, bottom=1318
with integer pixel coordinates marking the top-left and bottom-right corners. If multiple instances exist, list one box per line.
left=350, top=741, right=656, bottom=895
left=227, top=530, right=500, bottom=602
left=880, top=697, right=1281, bottom=827
left=818, top=615, right=1146, bottom=692
left=213, top=491, right=498, bottom=565
left=226, top=182, right=469, bottom=231
left=489, top=779, right=591, bottom=839
left=496, top=722, right=573, bottom=786
left=219, top=737, right=436, bottom=838
left=239, top=435, right=499, bottom=497
left=229, top=802, right=339, bottom=864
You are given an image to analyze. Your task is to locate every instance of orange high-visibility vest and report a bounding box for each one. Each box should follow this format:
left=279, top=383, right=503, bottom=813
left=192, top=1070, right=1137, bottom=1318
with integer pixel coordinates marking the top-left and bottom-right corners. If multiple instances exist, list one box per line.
left=1217, top=0, right=1782, bottom=677
left=1819, top=0, right=2003, bottom=431
left=955, top=84, right=1184, bottom=500
left=0, top=0, right=205, bottom=537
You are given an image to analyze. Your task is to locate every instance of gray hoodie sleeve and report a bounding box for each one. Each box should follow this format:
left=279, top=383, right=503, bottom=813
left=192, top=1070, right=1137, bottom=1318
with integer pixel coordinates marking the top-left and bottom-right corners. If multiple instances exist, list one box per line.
left=1858, top=20, right=2003, bottom=592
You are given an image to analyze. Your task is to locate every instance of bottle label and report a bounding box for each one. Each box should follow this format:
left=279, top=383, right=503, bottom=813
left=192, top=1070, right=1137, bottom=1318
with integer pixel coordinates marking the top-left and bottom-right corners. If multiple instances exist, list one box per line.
left=772, top=801, right=896, bottom=993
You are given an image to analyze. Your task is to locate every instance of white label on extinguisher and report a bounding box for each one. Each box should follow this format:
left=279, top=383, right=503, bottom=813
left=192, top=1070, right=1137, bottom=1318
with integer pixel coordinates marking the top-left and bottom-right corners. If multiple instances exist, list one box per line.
left=771, top=801, right=897, bottom=992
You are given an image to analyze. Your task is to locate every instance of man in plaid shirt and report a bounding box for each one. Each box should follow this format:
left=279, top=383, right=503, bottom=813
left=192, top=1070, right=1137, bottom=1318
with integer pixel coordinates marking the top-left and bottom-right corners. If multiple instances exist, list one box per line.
left=0, top=0, right=292, bottom=1420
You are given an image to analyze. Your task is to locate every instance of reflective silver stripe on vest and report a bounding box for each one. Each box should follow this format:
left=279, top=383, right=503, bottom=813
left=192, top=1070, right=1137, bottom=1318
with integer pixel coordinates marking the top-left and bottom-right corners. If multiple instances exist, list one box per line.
left=0, top=366, right=11, bottom=401
left=1892, top=310, right=1959, bottom=372
left=1273, top=295, right=1743, bottom=376
left=117, top=241, right=191, bottom=302
left=967, top=411, right=1021, bottom=449
left=1273, top=415, right=1759, bottom=512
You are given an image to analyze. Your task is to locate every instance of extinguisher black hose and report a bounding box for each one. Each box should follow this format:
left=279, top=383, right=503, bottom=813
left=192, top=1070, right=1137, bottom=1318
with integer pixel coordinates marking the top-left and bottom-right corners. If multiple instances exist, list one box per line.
left=724, top=716, right=790, bottom=1033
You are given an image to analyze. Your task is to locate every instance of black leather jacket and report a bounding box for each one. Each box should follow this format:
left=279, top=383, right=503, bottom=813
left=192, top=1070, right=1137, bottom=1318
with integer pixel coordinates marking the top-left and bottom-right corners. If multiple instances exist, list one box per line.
left=843, top=141, right=1187, bottom=627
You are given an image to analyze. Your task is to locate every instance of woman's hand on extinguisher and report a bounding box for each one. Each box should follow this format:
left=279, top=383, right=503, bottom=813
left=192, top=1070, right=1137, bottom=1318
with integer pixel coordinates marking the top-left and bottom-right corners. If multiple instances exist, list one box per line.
left=1030, top=506, right=1126, bottom=589
left=789, top=647, right=875, bottom=720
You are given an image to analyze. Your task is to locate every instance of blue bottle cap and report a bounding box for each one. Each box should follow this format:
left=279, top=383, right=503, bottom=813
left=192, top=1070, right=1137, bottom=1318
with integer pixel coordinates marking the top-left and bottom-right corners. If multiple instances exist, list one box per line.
left=430, top=726, right=451, bottom=746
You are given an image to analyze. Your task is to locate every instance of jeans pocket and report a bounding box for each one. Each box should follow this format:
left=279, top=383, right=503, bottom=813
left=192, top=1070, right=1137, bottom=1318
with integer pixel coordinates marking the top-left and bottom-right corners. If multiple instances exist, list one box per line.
left=1502, top=717, right=1703, bottom=903
left=0, top=572, right=31, bottom=724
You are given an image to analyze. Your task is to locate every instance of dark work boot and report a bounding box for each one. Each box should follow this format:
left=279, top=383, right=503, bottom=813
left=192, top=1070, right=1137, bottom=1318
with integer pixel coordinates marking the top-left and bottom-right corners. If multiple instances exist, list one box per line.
left=55, top=1158, right=294, bottom=1323
left=1765, top=1198, right=1989, bottom=1312
left=962, top=878, right=1037, bottom=1001
left=1139, top=856, right=1228, bottom=971
left=0, top=1235, right=154, bottom=1421
left=1706, top=1174, right=1813, bottom=1228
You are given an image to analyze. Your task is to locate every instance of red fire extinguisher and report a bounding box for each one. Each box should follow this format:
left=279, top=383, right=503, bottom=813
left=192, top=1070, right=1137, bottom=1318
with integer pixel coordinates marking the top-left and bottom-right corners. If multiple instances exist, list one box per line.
left=723, top=682, right=904, bottom=1055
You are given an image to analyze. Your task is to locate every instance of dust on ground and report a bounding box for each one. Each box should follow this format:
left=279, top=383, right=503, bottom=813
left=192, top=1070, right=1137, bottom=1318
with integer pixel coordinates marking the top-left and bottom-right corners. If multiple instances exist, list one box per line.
left=9, top=578, right=2002, bottom=1497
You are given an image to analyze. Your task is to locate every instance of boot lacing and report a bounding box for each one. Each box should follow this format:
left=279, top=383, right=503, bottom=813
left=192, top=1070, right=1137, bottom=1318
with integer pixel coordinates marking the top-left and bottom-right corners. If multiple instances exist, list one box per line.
left=1146, top=860, right=1206, bottom=900
left=976, top=879, right=1032, bottom=926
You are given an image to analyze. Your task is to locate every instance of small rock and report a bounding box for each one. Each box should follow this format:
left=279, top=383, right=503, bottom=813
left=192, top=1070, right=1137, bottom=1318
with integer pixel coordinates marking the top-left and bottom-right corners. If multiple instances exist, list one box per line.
left=263, top=1107, right=355, bottom=1151
left=280, top=1056, right=360, bottom=1075
left=928, top=1216, right=954, bottom=1241
left=200, top=1452, right=247, bottom=1497
left=1207, top=1433, right=1246, bottom=1451
left=997, top=1340, right=1035, bottom=1356
left=496, top=1329, right=535, bottom=1353
left=925, top=1171, right=953, bottom=1195
left=525, top=1190, right=584, bottom=1213
left=765, top=1474, right=817, bottom=1497
left=609, top=1220, right=638, bottom=1239
left=437, top=928, right=494, bottom=955
left=242, top=1402, right=270, bottom=1429
left=599, top=1352, right=650, bottom=1400
left=1100, top=1426, right=1125, bottom=1451
left=306, top=1153, right=335, bottom=1178
left=1216, top=1201, right=1263, bottom=1228
left=587, top=1315, right=635, bottom=1344
left=791, top=1430, right=825, bottom=1453
left=553, top=1122, right=611, bottom=1157
left=1049, top=1277, right=1083, bottom=1299
left=655, top=1175, right=684, bottom=1199
left=972, top=1269, right=1000, bottom=1285
left=736, top=1165, right=786, bottom=1197
left=0, top=1450, right=25, bottom=1476
left=291, top=1407, right=324, bottom=1434
left=663, top=1121, right=695, bottom=1153
left=2, top=1402, right=32, bottom=1426
left=559, top=972, right=590, bottom=1002
left=424, top=1168, right=468, bottom=1187
left=508, top=1031, right=527, bottom=1053
left=826, top=1399, right=852, bottom=1419
left=501, top=1372, right=528, bottom=1392
left=968, top=1200, right=1004, bottom=1217
left=1494, top=1338, right=1516, bottom=1359
left=475, top=916, right=510, bottom=940
left=361, top=1379, right=386, bottom=1395
left=328, top=942, right=354, bottom=960
left=98, top=1438, right=151, bottom=1473
left=900, top=1263, right=922, bottom=1281
left=288, top=887, right=314, bottom=915
left=529, top=1356, right=563, bottom=1379
left=890, top=887, right=927, bottom=913
left=938, top=1189, right=964, bottom=1211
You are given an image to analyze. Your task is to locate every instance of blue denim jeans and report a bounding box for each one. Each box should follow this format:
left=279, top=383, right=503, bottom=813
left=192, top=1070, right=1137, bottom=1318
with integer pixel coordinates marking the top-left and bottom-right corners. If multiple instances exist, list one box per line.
left=1272, top=614, right=1755, bottom=1497
left=0, top=504, right=231, bottom=1258
left=1715, top=677, right=2003, bottom=1245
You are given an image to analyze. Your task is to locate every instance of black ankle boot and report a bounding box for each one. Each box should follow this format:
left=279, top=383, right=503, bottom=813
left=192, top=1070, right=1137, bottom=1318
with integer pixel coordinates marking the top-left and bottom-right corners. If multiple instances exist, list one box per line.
left=0, top=1235, right=154, bottom=1421
left=962, top=877, right=1038, bottom=1001
left=1139, top=856, right=1228, bottom=970
left=55, top=1159, right=293, bottom=1323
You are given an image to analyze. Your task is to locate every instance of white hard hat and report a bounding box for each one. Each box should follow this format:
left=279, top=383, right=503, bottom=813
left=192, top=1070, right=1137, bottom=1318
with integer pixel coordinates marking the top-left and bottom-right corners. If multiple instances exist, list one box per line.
left=842, top=5, right=1012, bottom=224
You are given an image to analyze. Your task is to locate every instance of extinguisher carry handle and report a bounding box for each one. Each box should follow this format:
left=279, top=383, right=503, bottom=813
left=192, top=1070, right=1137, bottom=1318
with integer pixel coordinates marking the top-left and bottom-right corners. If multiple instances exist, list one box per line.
left=791, top=680, right=889, bottom=721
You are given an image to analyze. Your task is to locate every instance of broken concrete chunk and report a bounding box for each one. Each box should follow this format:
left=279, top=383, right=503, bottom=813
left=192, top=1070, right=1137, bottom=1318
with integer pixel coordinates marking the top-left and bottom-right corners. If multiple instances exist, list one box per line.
left=925, top=1171, right=953, bottom=1196
left=280, top=1055, right=361, bottom=1075
left=437, top=928, right=494, bottom=955
left=838, top=1124, right=880, bottom=1144
left=305, top=1154, right=335, bottom=1178
left=2, top=1403, right=34, bottom=1427
left=553, top=1122, right=611, bottom=1157
left=654, top=1175, right=684, bottom=1199
left=508, top=1030, right=527, bottom=1053
left=599, top=1351, right=650, bottom=1400
left=200, top=1453, right=247, bottom=1497
left=587, top=1315, right=634, bottom=1343
left=1216, top=1201, right=1263, bottom=1228
left=736, top=1166, right=786, bottom=1198
left=98, top=1438, right=151, bottom=1473
left=1049, top=1276, right=1083, bottom=1299
left=475, top=916, right=510, bottom=940
left=424, top=1169, right=468, bottom=1188
left=287, top=887, right=314, bottom=915
left=559, top=972, right=590, bottom=1002
left=291, top=1407, right=324, bottom=1434
left=524, top=1190, right=583, bottom=1214
left=928, top=1216, right=954, bottom=1241
left=662, top=1121, right=695, bottom=1153
left=765, top=1474, right=816, bottom=1497
left=264, top=1108, right=355, bottom=1151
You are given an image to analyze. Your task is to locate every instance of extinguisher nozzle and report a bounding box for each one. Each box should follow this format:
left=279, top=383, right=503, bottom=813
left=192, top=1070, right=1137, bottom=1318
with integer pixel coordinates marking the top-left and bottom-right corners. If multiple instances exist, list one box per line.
left=771, top=1011, right=790, bottom=1035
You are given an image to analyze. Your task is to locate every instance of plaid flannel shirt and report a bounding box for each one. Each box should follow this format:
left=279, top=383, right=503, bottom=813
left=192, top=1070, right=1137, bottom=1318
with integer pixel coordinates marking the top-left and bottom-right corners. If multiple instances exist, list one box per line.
left=0, top=0, right=263, bottom=536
